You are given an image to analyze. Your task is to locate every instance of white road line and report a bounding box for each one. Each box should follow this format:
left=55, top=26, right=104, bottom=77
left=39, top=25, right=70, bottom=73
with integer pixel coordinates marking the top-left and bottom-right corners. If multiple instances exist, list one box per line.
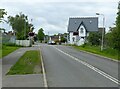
left=39, top=47, right=48, bottom=88
left=53, top=46, right=120, bottom=85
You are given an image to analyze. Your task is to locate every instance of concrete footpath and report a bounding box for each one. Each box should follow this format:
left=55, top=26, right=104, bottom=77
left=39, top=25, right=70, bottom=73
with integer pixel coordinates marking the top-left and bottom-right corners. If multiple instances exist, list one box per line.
left=2, top=46, right=43, bottom=87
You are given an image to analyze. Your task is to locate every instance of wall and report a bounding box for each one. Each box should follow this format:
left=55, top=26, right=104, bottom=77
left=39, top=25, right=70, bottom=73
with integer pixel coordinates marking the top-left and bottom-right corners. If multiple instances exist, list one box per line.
left=78, top=25, right=86, bottom=37
left=16, top=40, right=31, bottom=47
left=69, top=32, right=74, bottom=44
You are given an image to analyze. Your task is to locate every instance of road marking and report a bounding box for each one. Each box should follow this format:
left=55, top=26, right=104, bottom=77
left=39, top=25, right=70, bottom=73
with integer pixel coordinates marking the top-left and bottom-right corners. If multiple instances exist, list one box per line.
left=53, top=46, right=120, bottom=85
left=39, top=47, right=48, bottom=88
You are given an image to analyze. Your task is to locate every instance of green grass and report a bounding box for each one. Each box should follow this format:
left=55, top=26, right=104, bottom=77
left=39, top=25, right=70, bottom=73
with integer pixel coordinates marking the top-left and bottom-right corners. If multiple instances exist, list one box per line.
left=73, top=45, right=119, bottom=61
left=1, top=45, right=20, bottom=58
left=7, top=50, right=41, bottom=75
left=0, top=49, right=1, bottom=59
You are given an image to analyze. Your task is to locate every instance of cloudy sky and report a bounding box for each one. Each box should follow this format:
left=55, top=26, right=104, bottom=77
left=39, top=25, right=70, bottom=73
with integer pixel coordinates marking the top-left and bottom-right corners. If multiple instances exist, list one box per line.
left=0, top=0, right=119, bottom=35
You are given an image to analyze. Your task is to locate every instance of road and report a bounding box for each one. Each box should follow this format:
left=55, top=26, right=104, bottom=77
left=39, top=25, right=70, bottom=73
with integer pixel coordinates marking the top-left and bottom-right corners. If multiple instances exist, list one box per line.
left=40, top=44, right=119, bottom=87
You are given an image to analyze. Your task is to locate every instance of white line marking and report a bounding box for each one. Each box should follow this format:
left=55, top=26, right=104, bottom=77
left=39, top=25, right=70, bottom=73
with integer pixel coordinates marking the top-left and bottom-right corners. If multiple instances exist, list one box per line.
left=39, top=47, right=48, bottom=88
left=53, top=46, right=120, bottom=85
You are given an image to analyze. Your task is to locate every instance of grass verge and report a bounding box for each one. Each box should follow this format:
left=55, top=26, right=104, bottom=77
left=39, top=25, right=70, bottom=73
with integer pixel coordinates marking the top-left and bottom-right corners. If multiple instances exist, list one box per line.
left=7, top=50, right=41, bottom=75
left=73, top=45, right=119, bottom=61
left=1, top=45, right=20, bottom=58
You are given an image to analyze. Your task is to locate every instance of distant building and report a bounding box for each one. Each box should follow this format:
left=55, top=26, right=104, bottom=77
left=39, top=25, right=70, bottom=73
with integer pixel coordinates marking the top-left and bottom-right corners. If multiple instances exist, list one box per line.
left=48, top=33, right=67, bottom=43
left=2, top=31, right=16, bottom=44
left=67, top=17, right=98, bottom=46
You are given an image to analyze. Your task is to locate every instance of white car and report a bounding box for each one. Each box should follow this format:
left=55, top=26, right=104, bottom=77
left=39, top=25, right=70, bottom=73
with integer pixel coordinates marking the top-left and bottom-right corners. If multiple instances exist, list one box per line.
left=48, top=41, right=56, bottom=45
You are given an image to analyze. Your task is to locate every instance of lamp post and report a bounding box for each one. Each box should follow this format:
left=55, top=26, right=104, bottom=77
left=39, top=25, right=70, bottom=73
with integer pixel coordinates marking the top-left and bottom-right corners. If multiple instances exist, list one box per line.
left=96, top=13, right=105, bottom=51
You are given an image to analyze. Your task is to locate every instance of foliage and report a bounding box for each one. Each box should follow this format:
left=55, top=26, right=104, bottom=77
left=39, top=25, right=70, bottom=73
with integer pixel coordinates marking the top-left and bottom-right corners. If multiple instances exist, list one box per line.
left=0, top=9, right=7, bottom=22
left=115, top=2, right=120, bottom=59
left=116, top=2, right=120, bottom=51
left=38, top=28, right=45, bottom=42
left=61, top=36, right=67, bottom=43
left=8, top=12, right=34, bottom=40
left=105, top=2, right=120, bottom=52
left=87, top=32, right=101, bottom=46
left=0, top=9, right=7, bottom=33
left=105, top=27, right=117, bottom=49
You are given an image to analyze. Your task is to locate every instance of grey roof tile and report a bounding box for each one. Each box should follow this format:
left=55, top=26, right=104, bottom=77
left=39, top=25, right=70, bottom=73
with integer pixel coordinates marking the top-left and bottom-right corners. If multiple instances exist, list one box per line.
left=68, top=17, right=98, bottom=32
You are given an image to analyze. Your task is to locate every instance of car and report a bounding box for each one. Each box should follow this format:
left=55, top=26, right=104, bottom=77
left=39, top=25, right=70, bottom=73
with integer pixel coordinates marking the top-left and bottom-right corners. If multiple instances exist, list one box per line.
left=48, top=40, right=56, bottom=45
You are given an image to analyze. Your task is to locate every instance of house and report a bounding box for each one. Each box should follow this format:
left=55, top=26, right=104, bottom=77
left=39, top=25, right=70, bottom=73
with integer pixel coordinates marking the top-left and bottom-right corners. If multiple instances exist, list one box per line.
left=67, top=17, right=98, bottom=46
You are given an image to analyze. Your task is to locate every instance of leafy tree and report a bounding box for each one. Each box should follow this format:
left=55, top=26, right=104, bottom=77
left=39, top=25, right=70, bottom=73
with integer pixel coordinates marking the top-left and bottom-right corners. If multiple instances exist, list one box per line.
left=104, top=2, right=120, bottom=59
left=116, top=2, right=120, bottom=50
left=115, top=1, right=120, bottom=59
left=61, top=36, right=67, bottom=43
left=106, top=2, right=120, bottom=50
left=87, top=32, right=101, bottom=46
left=105, top=27, right=117, bottom=48
left=38, top=28, right=45, bottom=42
left=0, top=9, right=7, bottom=23
left=0, top=9, right=7, bottom=33
left=8, top=12, right=34, bottom=40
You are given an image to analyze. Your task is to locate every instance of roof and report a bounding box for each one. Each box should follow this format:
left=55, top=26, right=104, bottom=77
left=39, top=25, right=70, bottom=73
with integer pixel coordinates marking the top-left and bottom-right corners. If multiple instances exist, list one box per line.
left=68, top=17, right=98, bottom=32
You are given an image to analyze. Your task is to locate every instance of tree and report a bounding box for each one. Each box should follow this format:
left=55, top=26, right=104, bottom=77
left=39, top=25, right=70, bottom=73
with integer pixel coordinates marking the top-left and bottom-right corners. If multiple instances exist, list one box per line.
left=116, top=2, right=120, bottom=50
left=106, top=2, right=120, bottom=50
left=104, top=2, right=120, bottom=59
left=0, top=9, right=7, bottom=23
left=8, top=12, right=34, bottom=40
left=0, top=9, right=7, bottom=33
left=115, top=1, right=120, bottom=59
left=61, top=36, right=67, bottom=43
left=38, top=28, right=45, bottom=42
left=87, top=32, right=101, bottom=46
left=105, top=27, right=117, bottom=49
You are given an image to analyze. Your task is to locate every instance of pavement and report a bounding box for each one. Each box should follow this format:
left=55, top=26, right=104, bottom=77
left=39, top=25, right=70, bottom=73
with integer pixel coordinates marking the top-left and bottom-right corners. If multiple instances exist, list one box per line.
left=40, top=44, right=119, bottom=87
left=2, top=46, right=43, bottom=87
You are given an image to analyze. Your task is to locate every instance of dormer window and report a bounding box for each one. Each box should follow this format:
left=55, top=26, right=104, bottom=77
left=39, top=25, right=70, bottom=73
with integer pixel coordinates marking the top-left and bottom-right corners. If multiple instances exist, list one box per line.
left=90, top=20, right=92, bottom=24
left=75, top=21, right=77, bottom=24
left=80, top=28, right=84, bottom=33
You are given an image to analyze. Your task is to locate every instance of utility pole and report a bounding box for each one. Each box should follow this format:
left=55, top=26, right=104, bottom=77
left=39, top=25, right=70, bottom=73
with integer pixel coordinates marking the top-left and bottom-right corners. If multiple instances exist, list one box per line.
left=96, top=13, right=105, bottom=51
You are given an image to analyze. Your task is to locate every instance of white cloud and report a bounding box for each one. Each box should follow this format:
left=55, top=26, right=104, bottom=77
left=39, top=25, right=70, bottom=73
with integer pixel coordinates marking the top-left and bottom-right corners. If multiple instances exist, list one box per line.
left=0, top=0, right=119, bottom=34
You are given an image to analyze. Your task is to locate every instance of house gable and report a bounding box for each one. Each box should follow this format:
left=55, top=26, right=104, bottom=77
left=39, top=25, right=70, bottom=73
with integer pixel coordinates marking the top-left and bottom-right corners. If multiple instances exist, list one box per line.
left=78, top=24, right=86, bottom=37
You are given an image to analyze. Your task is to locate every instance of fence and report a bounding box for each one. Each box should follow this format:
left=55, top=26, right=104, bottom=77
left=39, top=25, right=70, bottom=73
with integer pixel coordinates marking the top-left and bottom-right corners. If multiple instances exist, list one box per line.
left=16, top=40, right=31, bottom=47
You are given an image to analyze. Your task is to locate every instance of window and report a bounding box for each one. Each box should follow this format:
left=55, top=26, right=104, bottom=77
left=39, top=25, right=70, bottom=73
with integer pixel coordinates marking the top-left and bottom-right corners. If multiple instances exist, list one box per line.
left=73, top=32, right=79, bottom=35
left=72, top=37, right=75, bottom=42
left=80, top=28, right=84, bottom=33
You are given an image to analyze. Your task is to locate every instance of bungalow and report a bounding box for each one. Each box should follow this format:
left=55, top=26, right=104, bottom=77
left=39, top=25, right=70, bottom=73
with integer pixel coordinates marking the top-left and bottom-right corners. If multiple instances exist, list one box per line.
left=67, top=17, right=98, bottom=46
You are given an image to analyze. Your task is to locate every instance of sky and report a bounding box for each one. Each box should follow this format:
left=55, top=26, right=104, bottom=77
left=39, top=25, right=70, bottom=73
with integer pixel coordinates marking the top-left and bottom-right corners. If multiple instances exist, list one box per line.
left=0, top=0, right=119, bottom=35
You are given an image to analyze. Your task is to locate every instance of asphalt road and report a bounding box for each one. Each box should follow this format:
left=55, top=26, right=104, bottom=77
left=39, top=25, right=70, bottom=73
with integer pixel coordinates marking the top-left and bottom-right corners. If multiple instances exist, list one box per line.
left=40, top=44, right=119, bottom=87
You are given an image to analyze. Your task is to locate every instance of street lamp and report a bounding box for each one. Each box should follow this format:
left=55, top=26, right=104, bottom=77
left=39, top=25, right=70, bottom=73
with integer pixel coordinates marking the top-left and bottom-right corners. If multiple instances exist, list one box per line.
left=96, top=13, right=105, bottom=51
